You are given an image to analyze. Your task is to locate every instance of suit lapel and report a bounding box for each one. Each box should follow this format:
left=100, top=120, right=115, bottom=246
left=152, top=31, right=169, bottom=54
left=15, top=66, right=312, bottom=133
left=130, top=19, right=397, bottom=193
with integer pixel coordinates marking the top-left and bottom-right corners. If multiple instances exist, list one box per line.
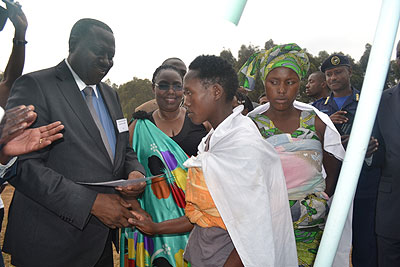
left=98, top=83, right=123, bottom=170
left=55, top=62, right=112, bottom=165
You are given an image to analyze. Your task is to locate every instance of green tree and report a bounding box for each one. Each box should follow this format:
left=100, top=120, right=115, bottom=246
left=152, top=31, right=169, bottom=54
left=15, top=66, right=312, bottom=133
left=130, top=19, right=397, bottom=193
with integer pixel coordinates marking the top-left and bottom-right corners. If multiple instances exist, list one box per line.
left=264, top=39, right=276, bottom=50
left=117, top=77, right=153, bottom=118
left=235, top=44, right=265, bottom=101
left=220, top=49, right=237, bottom=68
left=236, top=44, right=260, bottom=71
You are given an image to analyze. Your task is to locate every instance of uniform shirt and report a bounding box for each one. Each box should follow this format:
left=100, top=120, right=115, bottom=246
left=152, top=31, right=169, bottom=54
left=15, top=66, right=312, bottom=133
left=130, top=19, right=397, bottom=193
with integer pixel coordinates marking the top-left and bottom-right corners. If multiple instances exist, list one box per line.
left=316, top=87, right=360, bottom=116
left=312, top=97, right=328, bottom=110
left=313, top=87, right=380, bottom=198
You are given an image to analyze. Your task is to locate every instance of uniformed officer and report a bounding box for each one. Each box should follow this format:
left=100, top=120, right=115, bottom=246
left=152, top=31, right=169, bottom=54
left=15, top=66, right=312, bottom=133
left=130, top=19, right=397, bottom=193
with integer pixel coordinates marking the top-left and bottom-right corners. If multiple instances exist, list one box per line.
left=319, top=54, right=380, bottom=267
left=320, top=54, right=359, bottom=133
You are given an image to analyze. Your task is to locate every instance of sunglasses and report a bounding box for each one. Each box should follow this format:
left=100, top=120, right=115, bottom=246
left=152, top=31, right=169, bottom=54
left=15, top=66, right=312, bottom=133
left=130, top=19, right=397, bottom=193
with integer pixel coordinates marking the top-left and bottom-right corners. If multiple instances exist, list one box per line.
left=155, top=83, right=183, bottom=91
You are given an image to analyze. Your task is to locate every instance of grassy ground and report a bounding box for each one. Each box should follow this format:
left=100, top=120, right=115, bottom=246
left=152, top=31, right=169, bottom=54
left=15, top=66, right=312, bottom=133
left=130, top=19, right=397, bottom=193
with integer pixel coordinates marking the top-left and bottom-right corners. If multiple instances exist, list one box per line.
left=1, top=186, right=120, bottom=267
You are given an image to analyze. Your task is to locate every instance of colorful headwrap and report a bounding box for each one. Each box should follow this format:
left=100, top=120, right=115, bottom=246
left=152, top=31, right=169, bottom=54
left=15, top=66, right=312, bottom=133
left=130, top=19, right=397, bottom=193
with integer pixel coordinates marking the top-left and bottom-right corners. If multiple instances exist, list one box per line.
left=239, top=43, right=310, bottom=91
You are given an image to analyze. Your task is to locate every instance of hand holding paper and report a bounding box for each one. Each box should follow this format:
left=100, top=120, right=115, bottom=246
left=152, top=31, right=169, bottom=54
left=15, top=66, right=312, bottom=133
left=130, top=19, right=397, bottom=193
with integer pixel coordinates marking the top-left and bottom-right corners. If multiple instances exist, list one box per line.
left=115, top=170, right=147, bottom=197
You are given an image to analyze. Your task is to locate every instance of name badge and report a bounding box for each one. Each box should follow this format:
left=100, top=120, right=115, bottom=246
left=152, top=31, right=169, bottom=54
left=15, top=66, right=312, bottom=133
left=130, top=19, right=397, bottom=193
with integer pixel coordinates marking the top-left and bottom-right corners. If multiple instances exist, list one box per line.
left=116, top=118, right=129, bottom=133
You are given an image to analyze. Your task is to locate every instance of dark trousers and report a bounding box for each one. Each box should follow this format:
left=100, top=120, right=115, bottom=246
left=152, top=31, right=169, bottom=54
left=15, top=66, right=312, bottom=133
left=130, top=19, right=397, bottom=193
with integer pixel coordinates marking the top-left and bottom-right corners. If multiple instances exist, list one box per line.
left=377, top=235, right=400, bottom=267
left=352, top=197, right=378, bottom=267
left=94, top=230, right=113, bottom=267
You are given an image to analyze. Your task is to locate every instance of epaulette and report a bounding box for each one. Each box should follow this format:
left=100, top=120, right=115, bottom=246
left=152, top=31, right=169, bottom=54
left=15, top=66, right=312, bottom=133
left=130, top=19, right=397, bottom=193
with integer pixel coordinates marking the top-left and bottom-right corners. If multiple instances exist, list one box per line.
left=324, top=96, right=330, bottom=105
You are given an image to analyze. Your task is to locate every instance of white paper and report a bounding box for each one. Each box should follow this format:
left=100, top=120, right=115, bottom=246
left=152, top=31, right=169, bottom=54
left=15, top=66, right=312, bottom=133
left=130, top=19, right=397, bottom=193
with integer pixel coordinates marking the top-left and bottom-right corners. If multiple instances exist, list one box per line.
left=116, top=118, right=129, bottom=133
left=77, top=174, right=163, bottom=187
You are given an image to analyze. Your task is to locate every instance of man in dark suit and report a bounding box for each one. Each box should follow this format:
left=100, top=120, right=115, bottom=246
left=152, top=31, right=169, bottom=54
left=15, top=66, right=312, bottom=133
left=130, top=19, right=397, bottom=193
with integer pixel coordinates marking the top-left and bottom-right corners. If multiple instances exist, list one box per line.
left=3, top=18, right=145, bottom=267
left=373, top=40, right=400, bottom=267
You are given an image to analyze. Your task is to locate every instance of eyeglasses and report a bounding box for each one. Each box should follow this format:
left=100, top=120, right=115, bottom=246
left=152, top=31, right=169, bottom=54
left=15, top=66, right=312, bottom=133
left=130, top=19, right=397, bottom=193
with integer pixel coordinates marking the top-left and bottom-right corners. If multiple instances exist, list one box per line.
left=155, top=83, right=183, bottom=91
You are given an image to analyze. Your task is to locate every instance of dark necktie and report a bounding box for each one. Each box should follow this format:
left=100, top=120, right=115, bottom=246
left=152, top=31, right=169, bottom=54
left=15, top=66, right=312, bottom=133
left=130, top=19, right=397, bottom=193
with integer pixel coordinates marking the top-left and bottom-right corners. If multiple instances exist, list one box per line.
left=83, top=86, right=114, bottom=162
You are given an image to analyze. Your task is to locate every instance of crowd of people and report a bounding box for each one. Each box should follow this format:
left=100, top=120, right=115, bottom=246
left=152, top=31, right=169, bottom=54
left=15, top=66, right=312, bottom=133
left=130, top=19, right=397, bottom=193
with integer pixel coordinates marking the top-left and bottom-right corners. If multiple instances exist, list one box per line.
left=0, top=2, right=400, bottom=267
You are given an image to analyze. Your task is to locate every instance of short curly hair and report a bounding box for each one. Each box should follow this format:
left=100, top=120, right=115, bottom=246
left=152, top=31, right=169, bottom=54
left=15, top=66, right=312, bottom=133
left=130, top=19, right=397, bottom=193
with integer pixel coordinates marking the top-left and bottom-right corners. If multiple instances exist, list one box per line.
left=188, top=55, right=238, bottom=101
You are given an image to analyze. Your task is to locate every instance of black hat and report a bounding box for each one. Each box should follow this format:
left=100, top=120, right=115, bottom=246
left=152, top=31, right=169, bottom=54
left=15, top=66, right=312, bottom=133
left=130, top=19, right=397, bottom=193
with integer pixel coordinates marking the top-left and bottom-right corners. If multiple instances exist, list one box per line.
left=321, top=54, right=350, bottom=73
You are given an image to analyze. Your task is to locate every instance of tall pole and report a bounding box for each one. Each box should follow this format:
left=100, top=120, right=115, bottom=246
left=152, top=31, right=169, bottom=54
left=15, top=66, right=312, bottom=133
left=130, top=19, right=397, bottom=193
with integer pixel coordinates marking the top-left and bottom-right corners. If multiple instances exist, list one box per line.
left=314, top=0, right=400, bottom=266
left=222, top=0, right=248, bottom=25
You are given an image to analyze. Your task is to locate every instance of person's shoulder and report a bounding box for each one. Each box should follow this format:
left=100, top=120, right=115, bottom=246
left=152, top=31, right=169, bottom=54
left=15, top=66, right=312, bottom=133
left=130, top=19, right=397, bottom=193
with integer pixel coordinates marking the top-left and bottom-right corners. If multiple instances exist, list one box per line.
left=382, top=84, right=399, bottom=98
left=99, top=81, right=114, bottom=91
left=15, top=61, right=65, bottom=85
left=313, top=97, right=325, bottom=104
left=234, top=114, right=262, bottom=138
left=312, top=97, right=326, bottom=108
left=135, top=99, right=158, bottom=113
left=131, top=110, right=152, bottom=121
left=352, top=87, right=361, bottom=94
left=378, top=85, right=398, bottom=107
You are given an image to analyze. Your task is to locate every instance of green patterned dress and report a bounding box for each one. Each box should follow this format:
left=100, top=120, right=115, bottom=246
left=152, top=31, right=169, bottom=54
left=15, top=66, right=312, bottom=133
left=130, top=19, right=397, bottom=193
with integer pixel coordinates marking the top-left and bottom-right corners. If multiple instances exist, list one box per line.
left=120, top=119, right=191, bottom=267
left=249, top=110, right=329, bottom=267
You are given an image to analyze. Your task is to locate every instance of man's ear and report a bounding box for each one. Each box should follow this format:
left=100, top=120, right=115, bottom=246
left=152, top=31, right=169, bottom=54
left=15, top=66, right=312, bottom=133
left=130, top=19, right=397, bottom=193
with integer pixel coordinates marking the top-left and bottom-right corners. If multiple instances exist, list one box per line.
left=213, top=84, right=223, bottom=101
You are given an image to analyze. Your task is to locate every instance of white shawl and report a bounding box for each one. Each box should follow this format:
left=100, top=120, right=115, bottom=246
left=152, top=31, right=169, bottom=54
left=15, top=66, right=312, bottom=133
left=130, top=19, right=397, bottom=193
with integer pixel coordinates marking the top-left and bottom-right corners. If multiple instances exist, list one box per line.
left=184, top=106, right=298, bottom=267
left=247, top=101, right=345, bottom=160
left=248, top=101, right=352, bottom=267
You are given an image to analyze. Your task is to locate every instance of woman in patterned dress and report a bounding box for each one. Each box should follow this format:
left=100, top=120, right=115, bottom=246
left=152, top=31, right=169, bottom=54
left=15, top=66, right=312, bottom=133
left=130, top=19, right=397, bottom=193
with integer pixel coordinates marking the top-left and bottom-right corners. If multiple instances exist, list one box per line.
left=120, top=64, right=207, bottom=267
left=241, top=43, right=346, bottom=267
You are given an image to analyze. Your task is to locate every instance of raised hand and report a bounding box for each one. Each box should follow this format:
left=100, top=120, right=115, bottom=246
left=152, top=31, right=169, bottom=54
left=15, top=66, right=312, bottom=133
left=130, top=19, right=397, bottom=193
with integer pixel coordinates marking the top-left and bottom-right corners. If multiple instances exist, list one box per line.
left=330, top=110, right=348, bottom=124
left=1, top=120, right=64, bottom=157
left=6, top=1, right=27, bottom=33
left=0, top=105, right=36, bottom=145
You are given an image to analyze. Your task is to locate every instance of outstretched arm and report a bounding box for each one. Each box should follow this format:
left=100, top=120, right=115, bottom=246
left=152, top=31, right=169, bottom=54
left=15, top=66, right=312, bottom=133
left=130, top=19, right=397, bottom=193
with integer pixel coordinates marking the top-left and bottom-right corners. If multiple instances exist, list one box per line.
left=129, top=211, right=193, bottom=235
left=0, top=105, right=64, bottom=164
left=0, top=2, right=27, bottom=108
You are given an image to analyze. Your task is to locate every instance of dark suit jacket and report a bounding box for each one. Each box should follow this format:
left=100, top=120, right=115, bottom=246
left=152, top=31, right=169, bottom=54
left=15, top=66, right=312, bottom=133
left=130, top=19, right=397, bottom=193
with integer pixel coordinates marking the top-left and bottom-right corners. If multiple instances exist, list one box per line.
left=3, top=61, right=144, bottom=267
left=373, top=83, right=400, bottom=239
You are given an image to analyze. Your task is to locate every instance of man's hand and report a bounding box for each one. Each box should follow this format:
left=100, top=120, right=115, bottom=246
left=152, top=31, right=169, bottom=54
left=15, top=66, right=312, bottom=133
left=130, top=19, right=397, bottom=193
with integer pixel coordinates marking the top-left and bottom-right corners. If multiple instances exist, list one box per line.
left=115, top=171, right=146, bottom=198
left=91, top=193, right=134, bottom=229
left=6, top=1, right=27, bottom=34
left=330, top=110, right=348, bottom=124
left=0, top=105, right=36, bottom=145
left=1, top=120, right=64, bottom=158
left=128, top=210, right=158, bottom=236
left=366, top=137, right=379, bottom=157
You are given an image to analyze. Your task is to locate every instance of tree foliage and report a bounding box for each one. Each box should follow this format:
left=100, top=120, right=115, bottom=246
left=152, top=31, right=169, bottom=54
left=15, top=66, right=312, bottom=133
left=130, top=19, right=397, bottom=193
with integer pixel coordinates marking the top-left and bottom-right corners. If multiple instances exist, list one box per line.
left=116, top=40, right=399, bottom=113
left=117, top=77, right=153, bottom=118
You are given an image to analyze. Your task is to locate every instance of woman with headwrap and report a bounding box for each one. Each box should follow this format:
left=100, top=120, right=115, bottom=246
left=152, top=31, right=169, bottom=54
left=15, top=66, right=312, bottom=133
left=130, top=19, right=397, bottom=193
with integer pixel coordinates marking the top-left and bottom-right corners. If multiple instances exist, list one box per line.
left=241, top=43, right=347, bottom=266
